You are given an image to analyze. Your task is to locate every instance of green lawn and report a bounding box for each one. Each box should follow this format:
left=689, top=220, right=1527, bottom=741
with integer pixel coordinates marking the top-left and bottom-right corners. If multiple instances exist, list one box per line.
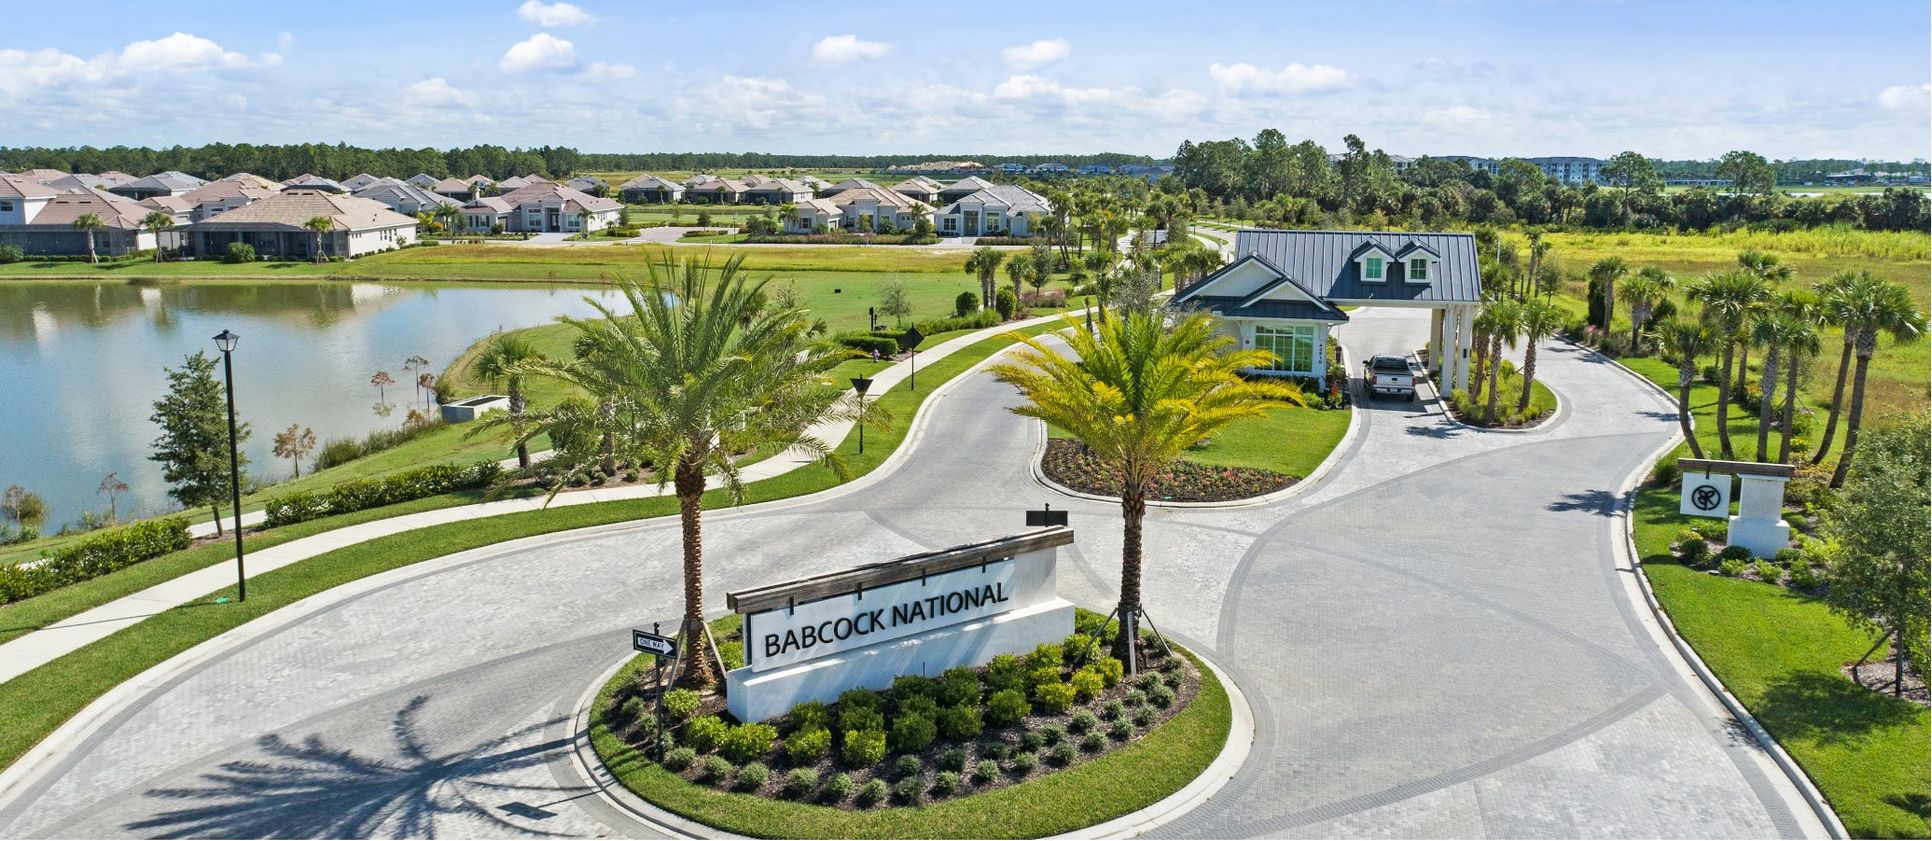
left=588, top=648, right=1230, bottom=838
left=1633, top=489, right=1930, bottom=839
left=0, top=320, right=1066, bottom=774
left=1182, top=405, right=1352, bottom=478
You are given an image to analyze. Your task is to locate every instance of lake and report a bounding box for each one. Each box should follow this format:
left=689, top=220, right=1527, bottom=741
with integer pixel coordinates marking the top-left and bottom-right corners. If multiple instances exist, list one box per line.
left=0, top=280, right=621, bottom=528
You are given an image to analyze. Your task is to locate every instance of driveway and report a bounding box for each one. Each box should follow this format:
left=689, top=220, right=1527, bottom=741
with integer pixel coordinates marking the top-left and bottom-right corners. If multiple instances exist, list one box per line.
left=0, top=309, right=1815, bottom=838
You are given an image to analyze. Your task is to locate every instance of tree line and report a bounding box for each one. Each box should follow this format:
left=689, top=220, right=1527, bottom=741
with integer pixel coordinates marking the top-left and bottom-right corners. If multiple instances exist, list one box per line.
left=1169, top=131, right=1930, bottom=233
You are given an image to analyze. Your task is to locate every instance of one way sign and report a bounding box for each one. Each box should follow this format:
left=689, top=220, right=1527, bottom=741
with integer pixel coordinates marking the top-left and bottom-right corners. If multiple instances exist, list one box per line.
left=632, top=629, right=678, bottom=658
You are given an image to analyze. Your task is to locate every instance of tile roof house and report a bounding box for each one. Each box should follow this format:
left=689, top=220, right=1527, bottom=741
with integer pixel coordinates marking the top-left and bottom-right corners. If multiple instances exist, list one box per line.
left=138, top=194, right=197, bottom=222
left=460, top=196, right=515, bottom=232
left=618, top=174, right=684, bottom=203
left=934, top=185, right=1052, bottom=237
left=794, top=185, right=933, bottom=233
left=40, top=172, right=135, bottom=191
left=685, top=177, right=750, bottom=204
left=354, top=182, right=460, bottom=217
left=1169, top=229, right=1484, bottom=386
left=818, top=178, right=880, bottom=198
left=218, top=172, right=286, bottom=191
left=0, top=186, right=159, bottom=256
left=782, top=198, right=844, bottom=233
left=109, top=171, right=208, bottom=200
left=0, top=175, right=62, bottom=226
left=498, top=175, right=551, bottom=191
left=189, top=189, right=419, bottom=259
left=432, top=177, right=482, bottom=200
left=797, top=175, right=832, bottom=191
left=14, top=168, right=69, bottom=182
left=465, top=183, right=623, bottom=233
left=179, top=179, right=281, bottom=221
left=564, top=176, right=609, bottom=197
left=937, top=176, right=997, bottom=205
left=891, top=176, right=944, bottom=204
left=745, top=178, right=813, bottom=205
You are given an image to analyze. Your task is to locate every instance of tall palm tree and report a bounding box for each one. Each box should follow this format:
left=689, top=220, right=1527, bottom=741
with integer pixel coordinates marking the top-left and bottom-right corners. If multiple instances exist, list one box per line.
left=1810, top=271, right=1861, bottom=463
left=474, top=335, right=545, bottom=468
left=1523, top=229, right=1551, bottom=301
left=1004, top=252, right=1033, bottom=310
left=1687, top=271, right=1771, bottom=459
left=72, top=213, right=105, bottom=264
left=964, top=247, right=1005, bottom=313
left=990, top=311, right=1302, bottom=671
left=434, top=203, right=462, bottom=234
left=1481, top=300, right=1522, bottom=420
left=1616, top=266, right=1675, bottom=351
left=1752, top=290, right=1817, bottom=462
left=141, top=210, right=175, bottom=263
left=1588, top=257, right=1629, bottom=333
left=513, top=254, right=855, bottom=688
left=1652, top=320, right=1719, bottom=458
left=303, top=215, right=334, bottom=263
left=1773, top=310, right=1821, bottom=464
left=1515, top=299, right=1564, bottom=411
left=1733, top=249, right=1794, bottom=395
left=1828, top=277, right=1926, bottom=487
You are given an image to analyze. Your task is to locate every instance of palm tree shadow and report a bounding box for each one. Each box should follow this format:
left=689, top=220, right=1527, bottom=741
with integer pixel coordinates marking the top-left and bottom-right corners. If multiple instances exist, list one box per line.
left=1547, top=489, right=1623, bottom=517
left=1755, top=671, right=1921, bottom=748
left=128, top=695, right=580, bottom=839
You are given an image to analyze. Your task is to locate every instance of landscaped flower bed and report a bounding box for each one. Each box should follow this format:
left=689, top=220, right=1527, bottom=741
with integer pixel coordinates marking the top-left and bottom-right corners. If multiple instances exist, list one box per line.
left=1041, top=438, right=1292, bottom=502
left=597, top=614, right=1201, bottom=813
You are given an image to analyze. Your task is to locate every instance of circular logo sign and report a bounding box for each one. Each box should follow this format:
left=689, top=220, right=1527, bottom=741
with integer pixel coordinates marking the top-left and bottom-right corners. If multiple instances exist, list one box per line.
left=1691, top=484, right=1723, bottom=511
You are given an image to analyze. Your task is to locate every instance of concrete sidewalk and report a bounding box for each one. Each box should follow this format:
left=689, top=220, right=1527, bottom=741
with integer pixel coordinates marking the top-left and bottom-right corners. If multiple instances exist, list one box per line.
left=0, top=310, right=1071, bottom=685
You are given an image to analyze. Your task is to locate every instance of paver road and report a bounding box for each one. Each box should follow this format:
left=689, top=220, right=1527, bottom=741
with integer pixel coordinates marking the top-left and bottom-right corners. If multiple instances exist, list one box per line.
left=0, top=308, right=1811, bottom=838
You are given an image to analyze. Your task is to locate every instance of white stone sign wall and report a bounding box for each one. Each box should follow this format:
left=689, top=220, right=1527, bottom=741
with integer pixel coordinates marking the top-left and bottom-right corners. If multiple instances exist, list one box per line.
left=746, top=560, right=1017, bottom=671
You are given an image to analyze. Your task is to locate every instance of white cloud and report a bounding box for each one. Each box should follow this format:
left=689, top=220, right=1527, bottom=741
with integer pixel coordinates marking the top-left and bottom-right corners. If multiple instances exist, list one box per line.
left=1001, top=37, right=1071, bottom=68
left=277, top=31, right=296, bottom=51
left=1208, top=61, right=1352, bottom=94
left=811, top=34, right=894, bottom=62
left=403, top=77, right=479, bottom=107
left=583, top=61, right=636, bottom=80
left=518, top=0, right=594, bottom=26
left=1424, top=105, right=1496, bottom=128
left=499, top=33, right=577, bottom=73
left=0, top=33, right=269, bottom=98
left=993, top=74, right=1112, bottom=105
left=115, top=32, right=256, bottom=72
left=1877, top=83, right=1930, bottom=111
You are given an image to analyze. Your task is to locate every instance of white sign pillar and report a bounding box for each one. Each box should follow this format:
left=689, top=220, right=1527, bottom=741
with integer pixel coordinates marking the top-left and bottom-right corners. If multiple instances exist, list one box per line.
left=1730, top=474, right=1792, bottom=558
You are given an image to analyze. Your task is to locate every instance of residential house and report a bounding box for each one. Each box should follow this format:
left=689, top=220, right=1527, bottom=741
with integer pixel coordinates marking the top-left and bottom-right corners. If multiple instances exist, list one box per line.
left=0, top=186, right=158, bottom=257
left=355, top=182, right=459, bottom=217
left=797, top=175, right=832, bottom=192
left=744, top=178, right=813, bottom=205
left=818, top=178, right=880, bottom=198
left=218, top=172, right=286, bottom=191
left=281, top=173, right=347, bottom=194
left=498, top=174, right=551, bottom=191
left=1168, top=229, right=1483, bottom=392
left=618, top=174, right=684, bottom=203
left=405, top=173, right=443, bottom=189
left=137, top=195, right=196, bottom=223
left=466, top=175, right=496, bottom=196
left=685, top=177, right=750, bottom=204
left=13, top=168, right=69, bottom=183
left=814, top=184, right=933, bottom=233
left=432, top=177, right=479, bottom=200
left=1119, top=163, right=1176, bottom=182
left=461, top=197, right=514, bottom=233
left=1078, top=164, right=1114, bottom=175
left=937, top=176, right=996, bottom=205
left=109, top=171, right=207, bottom=200
left=565, top=175, right=611, bottom=197
left=189, top=190, right=418, bottom=259
left=782, top=198, right=843, bottom=233
left=179, top=179, right=279, bottom=221
left=470, top=182, right=624, bottom=233
left=891, top=176, right=943, bottom=204
left=40, top=172, right=134, bottom=191
left=933, top=185, right=1052, bottom=238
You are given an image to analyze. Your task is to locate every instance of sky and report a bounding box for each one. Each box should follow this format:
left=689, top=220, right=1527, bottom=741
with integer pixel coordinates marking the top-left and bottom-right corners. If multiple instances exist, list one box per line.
left=3, top=0, right=1928, bottom=161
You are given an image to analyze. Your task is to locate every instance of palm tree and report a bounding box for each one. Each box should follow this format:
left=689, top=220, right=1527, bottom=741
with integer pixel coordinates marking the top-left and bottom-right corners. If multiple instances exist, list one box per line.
left=1588, top=257, right=1629, bottom=334
left=72, top=213, right=105, bottom=264
left=141, top=210, right=175, bottom=263
left=1752, top=290, right=1817, bottom=462
left=1687, top=271, right=1771, bottom=459
left=474, top=335, right=545, bottom=468
left=1481, top=300, right=1522, bottom=420
left=1616, top=266, right=1674, bottom=351
left=513, top=254, right=855, bottom=688
left=1773, top=310, right=1821, bottom=464
left=1733, top=250, right=1794, bottom=395
left=990, top=311, right=1302, bottom=671
left=1828, top=277, right=1926, bottom=487
left=1810, top=271, right=1860, bottom=463
left=1652, top=320, right=1719, bottom=458
left=1005, top=252, right=1033, bottom=310
left=1515, top=299, right=1564, bottom=411
left=434, top=203, right=462, bottom=235
left=964, top=247, right=1005, bottom=313
left=1523, top=229, right=1551, bottom=301
left=303, top=215, right=334, bottom=263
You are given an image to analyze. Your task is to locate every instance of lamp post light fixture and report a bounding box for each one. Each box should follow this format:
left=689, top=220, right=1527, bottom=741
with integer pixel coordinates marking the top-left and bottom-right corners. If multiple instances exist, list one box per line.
left=212, top=329, right=247, bottom=602
left=850, top=376, right=873, bottom=454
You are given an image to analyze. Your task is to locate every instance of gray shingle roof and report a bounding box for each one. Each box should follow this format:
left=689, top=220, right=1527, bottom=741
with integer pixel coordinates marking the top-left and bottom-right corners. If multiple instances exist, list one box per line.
left=1233, top=229, right=1482, bottom=304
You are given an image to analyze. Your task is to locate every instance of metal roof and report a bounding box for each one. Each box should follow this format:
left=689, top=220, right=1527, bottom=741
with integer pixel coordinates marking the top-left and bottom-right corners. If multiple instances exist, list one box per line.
left=1182, top=296, right=1348, bottom=323
left=1233, top=229, right=1482, bottom=304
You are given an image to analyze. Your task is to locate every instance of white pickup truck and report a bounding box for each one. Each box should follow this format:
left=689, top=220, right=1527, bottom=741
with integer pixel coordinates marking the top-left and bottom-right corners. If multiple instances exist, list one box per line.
left=1362, top=355, right=1418, bottom=401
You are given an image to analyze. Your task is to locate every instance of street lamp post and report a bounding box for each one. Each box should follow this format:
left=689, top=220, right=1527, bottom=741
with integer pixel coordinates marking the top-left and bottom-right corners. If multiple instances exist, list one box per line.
left=850, top=376, right=873, bottom=454
left=213, top=329, right=246, bottom=602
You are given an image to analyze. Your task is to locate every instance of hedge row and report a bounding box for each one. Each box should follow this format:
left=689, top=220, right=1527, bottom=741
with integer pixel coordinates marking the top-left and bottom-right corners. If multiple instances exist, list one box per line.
left=0, top=516, right=192, bottom=604
left=262, top=461, right=501, bottom=528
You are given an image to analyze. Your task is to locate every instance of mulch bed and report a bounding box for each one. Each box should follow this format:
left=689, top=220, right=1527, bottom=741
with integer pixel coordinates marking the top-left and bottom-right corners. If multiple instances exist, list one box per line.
left=1843, top=659, right=1930, bottom=707
left=1040, top=439, right=1292, bottom=502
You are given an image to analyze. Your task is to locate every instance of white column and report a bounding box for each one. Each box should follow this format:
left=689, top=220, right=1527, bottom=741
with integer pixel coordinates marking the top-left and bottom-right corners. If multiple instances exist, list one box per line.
left=1452, top=306, right=1475, bottom=394
left=1428, top=309, right=1445, bottom=374
left=1729, top=475, right=1792, bottom=558
left=1437, top=307, right=1460, bottom=394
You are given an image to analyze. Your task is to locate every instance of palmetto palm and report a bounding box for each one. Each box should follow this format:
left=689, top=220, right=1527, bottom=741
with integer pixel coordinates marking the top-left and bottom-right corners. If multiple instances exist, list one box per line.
left=1616, top=266, right=1674, bottom=351
left=1733, top=249, right=1794, bottom=394
left=1514, top=299, right=1564, bottom=411
left=990, top=311, right=1302, bottom=670
left=964, top=247, right=1005, bottom=313
left=72, top=212, right=105, bottom=264
left=1825, top=274, right=1926, bottom=487
left=1005, top=252, right=1033, bottom=309
left=141, top=210, right=175, bottom=263
left=1810, top=271, right=1861, bottom=463
left=1770, top=309, right=1821, bottom=463
left=1588, top=256, right=1628, bottom=329
left=434, top=203, right=461, bottom=234
left=1479, top=300, right=1522, bottom=419
left=1651, top=320, right=1719, bottom=458
left=1687, top=271, right=1771, bottom=459
left=474, top=335, right=545, bottom=468
left=512, top=254, right=854, bottom=687
left=1751, top=290, right=1817, bottom=462
left=303, top=215, right=334, bottom=263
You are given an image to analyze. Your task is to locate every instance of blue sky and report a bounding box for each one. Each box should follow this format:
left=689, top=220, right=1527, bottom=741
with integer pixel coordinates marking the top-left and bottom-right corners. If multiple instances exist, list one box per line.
left=4, top=0, right=1928, bottom=160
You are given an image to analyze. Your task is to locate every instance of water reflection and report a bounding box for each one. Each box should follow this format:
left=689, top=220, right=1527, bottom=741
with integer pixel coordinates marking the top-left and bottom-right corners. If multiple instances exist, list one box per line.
left=0, top=280, right=615, bottom=527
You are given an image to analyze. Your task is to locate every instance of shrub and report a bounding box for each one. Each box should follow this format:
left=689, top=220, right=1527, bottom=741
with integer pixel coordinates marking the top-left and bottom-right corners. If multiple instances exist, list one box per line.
left=839, top=704, right=885, bottom=735
left=823, top=772, right=854, bottom=802
left=1788, top=562, right=1826, bottom=590
left=987, top=688, right=1029, bottom=726
left=782, top=768, right=818, bottom=799
left=788, top=700, right=829, bottom=731
left=1048, top=741, right=1077, bottom=766
left=1109, top=718, right=1134, bottom=740
left=937, top=746, right=967, bottom=772
left=954, top=291, right=979, bottom=316
left=972, top=759, right=999, bottom=784
left=856, top=778, right=889, bottom=807
left=985, top=654, right=1028, bottom=692
left=261, top=461, right=500, bottom=528
left=1132, top=707, right=1154, bottom=727
left=785, top=727, right=830, bottom=764
left=935, top=669, right=980, bottom=706
left=1010, top=751, right=1038, bottom=774
left=737, top=761, right=770, bottom=791
left=1718, top=545, right=1753, bottom=562
left=1062, top=633, right=1095, bottom=666
left=1038, top=722, right=1066, bottom=746
left=683, top=716, right=727, bottom=753
left=980, top=740, right=1011, bottom=760
left=898, top=693, right=939, bottom=721
left=1027, top=642, right=1064, bottom=671
left=663, top=688, right=701, bottom=722
left=1093, top=656, right=1124, bottom=687
left=839, top=685, right=884, bottom=710
left=1673, top=528, right=1702, bottom=547
left=701, top=756, right=733, bottom=784
left=891, top=674, right=936, bottom=703
left=937, top=704, right=983, bottom=741
left=717, top=722, right=776, bottom=763
left=893, top=775, right=922, bottom=804
left=662, top=746, right=697, bottom=771
left=1026, top=666, right=1062, bottom=690
left=618, top=696, right=645, bottom=726
left=1692, top=520, right=1728, bottom=541
left=889, top=713, right=936, bottom=753
left=224, top=241, right=256, bottom=263
left=1678, top=538, right=1711, bottom=566
left=1018, top=729, right=1045, bottom=751
left=1163, top=670, right=1183, bottom=689
left=994, top=288, right=1018, bottom=319
left=311, top=418, right=447, bottom=470
left=932, top=770, right=960, bottom=795
left=893, top=753, right=924, bottom=779
left=1753, top=560, right=1783, bottom=584
left=1034, top=681, right=1076, bottom=712
left=1123, top=689, right=1147, bottom=707
left=1080, top=730, right=1107, bottom=752
left=833, top=331, right=900, bottom=358
left=841, top=728, right=887, bottom=767
left=0, top=516, right=191, bottom=605
left=1068, top=709, right=1099, bottom=734
left=1148, top=685, right=1176, bottom=708
left=914, top=309, right=1001, bottom=335
left=1136, top=672, right=1164, bottom=691
left=1101, top=699, right=1127, bottom=721
left=1071, top=668, right=1105, bottom=701
left=1719, top=557, right=1748, bottom=577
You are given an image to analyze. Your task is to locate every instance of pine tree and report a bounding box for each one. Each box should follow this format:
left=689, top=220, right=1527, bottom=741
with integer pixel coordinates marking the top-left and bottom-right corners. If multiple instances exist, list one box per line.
left=149, top=352, right=249, bottom=534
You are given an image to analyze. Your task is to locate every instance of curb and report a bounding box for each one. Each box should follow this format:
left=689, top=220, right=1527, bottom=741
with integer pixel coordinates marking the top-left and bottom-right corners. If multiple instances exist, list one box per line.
left=566, top=642, right=1257, bottom=840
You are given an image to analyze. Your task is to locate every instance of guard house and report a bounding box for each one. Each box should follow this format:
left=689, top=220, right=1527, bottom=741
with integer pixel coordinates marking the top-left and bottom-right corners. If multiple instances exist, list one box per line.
left=1170, top=229, right=1485, bottom=392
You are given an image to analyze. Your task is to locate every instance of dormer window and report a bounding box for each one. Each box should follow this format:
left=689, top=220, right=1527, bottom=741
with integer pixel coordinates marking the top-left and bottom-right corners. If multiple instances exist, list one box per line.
left=1409, top=258, right=1428, bottom=280
left=1364, top=257, right=1385, bottom=280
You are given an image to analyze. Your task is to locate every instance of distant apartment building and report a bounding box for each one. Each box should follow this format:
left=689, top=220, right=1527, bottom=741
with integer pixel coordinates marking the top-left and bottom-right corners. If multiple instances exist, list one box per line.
left=1527, top=156, right=1604, bottom=185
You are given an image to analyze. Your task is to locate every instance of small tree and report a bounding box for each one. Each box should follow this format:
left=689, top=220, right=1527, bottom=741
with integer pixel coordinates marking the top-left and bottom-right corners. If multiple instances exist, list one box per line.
left=964, top=247, right=1005, bottom=312
left=0, top=485, right=46, bottom=530
left=1823, top=420, right=1930, bottom=696
left=876, top=278, right=914, bottom=326
left=73, top=212, right=105, bottom=264
left=97, top=472, right=129, bottom=522
left=273, top=424, right=318, bottom=478
left=303, top=215, right=334, bottom=263
left=370, top=370, right=395, bottom=402
left=149, top=352, right=249, bottom=535
left=1515, top=299, right=1564, bottom=412
left=141, top=210, right=175, bottom=263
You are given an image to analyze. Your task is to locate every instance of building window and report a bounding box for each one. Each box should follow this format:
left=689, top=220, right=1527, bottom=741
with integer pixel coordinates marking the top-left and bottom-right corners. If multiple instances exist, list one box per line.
left=1253, top=323, right=1316, bottom=374
left=1409, top=258, right=1427, bottom=280
left=0, top=200, right=12, bottom=212
left=1363, top=257, right=1384, bottom=280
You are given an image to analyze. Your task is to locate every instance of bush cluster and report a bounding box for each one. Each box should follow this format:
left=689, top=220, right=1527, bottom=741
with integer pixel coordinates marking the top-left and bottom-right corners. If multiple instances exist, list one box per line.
left=0, top=516, right=192, bottom=604
left=262, top=461, right=500, bottom=527
left=313, top=419, right=447, bottom=470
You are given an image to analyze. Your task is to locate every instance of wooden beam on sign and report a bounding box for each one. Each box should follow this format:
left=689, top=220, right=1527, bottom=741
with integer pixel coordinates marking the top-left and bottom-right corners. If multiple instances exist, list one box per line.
left=1678, top=459, right=1796, bottom=479
left=727, top=527, right=1075, bottom=614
